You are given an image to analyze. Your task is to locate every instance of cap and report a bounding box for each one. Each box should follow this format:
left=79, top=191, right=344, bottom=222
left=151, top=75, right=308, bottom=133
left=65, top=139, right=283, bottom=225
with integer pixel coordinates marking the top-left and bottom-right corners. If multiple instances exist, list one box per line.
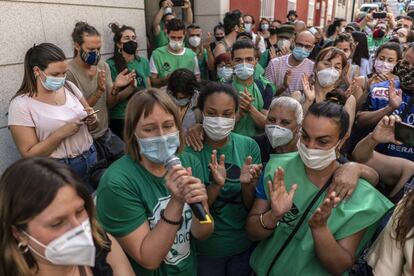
left=275, top=24, right=295, bottom=38
left=345, top=22, right=361, bottom=32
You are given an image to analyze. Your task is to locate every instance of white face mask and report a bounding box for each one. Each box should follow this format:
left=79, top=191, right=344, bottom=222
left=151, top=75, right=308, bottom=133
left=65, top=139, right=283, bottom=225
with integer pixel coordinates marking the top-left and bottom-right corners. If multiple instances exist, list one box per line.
left=316, top=67, right=340, bottom=87
left=374, top=59, right=395, bottom=75
left=297, top=141, right=337, bottom=170
left=203, top=116, right=235, bottom=141
left=164, top=7, right=172, bottom=14
left=188, top=36, right=201, bottom=47
left=24, top=219, right=95, bottom=267
left=265, top=124, right=294, bottom=148
left=169, top=39, right=184, bottom=51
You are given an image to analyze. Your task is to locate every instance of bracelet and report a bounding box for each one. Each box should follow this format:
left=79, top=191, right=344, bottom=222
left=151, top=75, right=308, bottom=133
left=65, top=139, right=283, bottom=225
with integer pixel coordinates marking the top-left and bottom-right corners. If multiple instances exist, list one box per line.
left=160, top=209, right=183, bottom=226
left=259, top=212, right=279, bottom=231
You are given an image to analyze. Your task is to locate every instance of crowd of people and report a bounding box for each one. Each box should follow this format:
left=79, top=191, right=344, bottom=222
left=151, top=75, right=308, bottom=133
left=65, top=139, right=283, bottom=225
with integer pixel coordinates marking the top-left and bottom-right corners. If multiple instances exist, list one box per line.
left=1, top=0, right=414, bottom=275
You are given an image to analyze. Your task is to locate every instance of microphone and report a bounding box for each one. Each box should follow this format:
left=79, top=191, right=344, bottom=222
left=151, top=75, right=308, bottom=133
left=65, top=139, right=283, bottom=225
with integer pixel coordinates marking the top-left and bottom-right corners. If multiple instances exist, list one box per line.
left=165, top=155, right=212, bottom=224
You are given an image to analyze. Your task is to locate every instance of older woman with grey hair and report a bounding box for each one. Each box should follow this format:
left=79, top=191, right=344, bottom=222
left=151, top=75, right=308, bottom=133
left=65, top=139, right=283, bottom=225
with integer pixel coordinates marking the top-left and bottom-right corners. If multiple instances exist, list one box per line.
left=252, top=96, right=380, bottom=203
left=252, top=96, right=303, bottom=164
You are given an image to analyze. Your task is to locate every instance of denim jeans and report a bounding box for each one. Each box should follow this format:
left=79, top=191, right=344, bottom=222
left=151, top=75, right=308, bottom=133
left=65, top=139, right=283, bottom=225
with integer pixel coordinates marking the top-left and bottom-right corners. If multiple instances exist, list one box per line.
left=56, top=145, right=97, bottom=193
left=197, top=245, right=255, bottom=276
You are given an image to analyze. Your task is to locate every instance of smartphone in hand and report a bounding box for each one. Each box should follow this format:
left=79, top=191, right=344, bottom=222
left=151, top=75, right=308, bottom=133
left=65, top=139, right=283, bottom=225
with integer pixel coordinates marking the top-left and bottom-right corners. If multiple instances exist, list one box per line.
left=82, top=109, right=100, bottom=121
left=395, top=122, right=414, bottom=146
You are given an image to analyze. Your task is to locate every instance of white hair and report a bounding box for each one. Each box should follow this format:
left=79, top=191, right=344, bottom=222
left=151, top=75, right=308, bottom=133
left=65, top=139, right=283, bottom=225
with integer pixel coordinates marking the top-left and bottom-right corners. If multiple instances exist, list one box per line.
left=269, top=96, right=303, bottom=124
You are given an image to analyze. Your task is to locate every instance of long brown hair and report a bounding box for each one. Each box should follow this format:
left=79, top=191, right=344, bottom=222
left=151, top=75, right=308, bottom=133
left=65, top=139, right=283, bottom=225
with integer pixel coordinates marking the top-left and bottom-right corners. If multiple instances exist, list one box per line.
left=14, top=43, right=66, bottom=99
left=0, top=157, right=107, bottom=276
left=124, top=89, right=183, bottom=162
left=394, top=189, right=414, bottom=248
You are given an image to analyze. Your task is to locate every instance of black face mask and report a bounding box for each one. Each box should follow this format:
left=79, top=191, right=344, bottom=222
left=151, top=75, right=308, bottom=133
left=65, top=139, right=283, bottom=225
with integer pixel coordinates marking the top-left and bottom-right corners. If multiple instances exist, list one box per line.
left=215, top=36, right=224, bottom=41
left=123, top=40, right=138, bottom=55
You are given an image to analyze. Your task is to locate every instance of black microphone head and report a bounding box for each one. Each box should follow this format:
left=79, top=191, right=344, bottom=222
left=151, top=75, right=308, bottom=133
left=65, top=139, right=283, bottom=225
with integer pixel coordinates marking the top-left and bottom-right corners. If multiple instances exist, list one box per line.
left=164, top=155, right=181, bottom=171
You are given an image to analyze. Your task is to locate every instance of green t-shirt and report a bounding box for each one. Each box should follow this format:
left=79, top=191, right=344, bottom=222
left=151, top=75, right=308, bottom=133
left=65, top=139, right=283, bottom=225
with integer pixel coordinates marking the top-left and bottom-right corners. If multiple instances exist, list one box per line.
left=151, top=46, right=197, bottom=78
left=367, top=34, right=389, bottom=56
left=106, top=57, right=150, bottom=119
left=254, top=63, right=265, bottom=79
left=96, top=153, right=205, bottom=276
left=154, top=22, right=169, bottom=49
left=232, top=79, right=264, bottom=137
left=250, top=152, right=393, bottom=276
left=184, top=132, right=261, bottom=257
left=259, top=50, right=270, bottom=69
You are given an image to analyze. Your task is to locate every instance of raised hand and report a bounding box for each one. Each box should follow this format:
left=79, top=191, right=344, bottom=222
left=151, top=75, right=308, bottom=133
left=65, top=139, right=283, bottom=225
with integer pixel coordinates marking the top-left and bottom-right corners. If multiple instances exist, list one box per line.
left=209, top=150, right=226, bottom=187
left=308, top=192, right=340, bottom=229
left=240, top=88, right=253, bottom=112
left=240, top=156, right=263, bottom=186
left=283, top=70, right=292, bottom=88
left=269, top=46, right=277, bottom=60
left=97, top=70, right=106, bottom=92
left=372, top=115, right=403, bottom=144
left=268, top=168, right=298, bottom=219
left=388, top=80, right=402, bottom=110
left=115, top=68, right=136, bottom=88
left=302, top=74, right=315, bottom=102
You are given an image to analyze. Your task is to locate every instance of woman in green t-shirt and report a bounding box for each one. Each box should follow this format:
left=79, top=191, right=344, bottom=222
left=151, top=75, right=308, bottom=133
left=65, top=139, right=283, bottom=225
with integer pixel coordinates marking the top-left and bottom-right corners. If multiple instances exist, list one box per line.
left=247, top=100, right=393, bottom=276
left=185, top=82, right=262, bottom=276
left=106, top=23, right=151, bottom=139
left=96, top=89, right=213, bottom=276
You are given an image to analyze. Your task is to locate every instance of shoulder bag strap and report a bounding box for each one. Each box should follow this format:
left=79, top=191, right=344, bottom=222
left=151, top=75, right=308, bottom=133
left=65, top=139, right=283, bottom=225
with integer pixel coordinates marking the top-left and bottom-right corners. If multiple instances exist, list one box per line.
left=266, top=175, right=334, bottom=275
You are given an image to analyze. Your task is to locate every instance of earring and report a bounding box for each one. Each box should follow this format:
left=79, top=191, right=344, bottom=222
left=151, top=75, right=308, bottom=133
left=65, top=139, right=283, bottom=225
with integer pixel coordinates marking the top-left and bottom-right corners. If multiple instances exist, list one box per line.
left=118, top=47, right=122, bottom=54
left=17, top=242, right=29, bottom=254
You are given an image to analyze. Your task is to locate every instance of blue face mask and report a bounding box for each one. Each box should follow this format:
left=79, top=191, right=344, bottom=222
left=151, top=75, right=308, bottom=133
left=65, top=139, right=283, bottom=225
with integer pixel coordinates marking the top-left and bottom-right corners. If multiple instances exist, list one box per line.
left=137, top=132, right=180, bottom=164
left=80, top=48, right=101, bottom=66
left=292, top=47, right=311, bottom=61
left=174, top=96, right=191, bottom=107
left=40, top=72, right=66, bottom=91
left=234, top=63, right=255, bottom=81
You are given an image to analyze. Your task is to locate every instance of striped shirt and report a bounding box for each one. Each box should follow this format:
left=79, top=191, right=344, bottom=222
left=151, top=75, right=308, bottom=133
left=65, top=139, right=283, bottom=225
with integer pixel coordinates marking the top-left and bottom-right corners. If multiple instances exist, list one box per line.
left=265, top=54, right=314, bottom=92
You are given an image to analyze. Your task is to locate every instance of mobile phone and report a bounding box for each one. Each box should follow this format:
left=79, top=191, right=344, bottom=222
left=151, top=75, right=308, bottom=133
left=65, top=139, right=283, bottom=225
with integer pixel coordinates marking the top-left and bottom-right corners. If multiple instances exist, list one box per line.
left=82, top=109, right=100, bottom=121
left=172, top=0, right=184, bottom=6
left=373, top=12, right=387, bottom=19
left=395, top=122, right=414, bottom=146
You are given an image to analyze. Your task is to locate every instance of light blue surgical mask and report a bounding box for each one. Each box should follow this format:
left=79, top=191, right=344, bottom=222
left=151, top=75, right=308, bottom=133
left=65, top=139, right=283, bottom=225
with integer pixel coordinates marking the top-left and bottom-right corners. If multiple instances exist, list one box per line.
left=173, top=96, right=191, bottom=107
left=217, top=66, right=233, bottom=82
left=292, top=47, right=311, bottom=61
left=137, top=131, right=180, bottom=164
left=40, top=71, right=66, bottom=92
left=234, top=63, right=255, bottom=81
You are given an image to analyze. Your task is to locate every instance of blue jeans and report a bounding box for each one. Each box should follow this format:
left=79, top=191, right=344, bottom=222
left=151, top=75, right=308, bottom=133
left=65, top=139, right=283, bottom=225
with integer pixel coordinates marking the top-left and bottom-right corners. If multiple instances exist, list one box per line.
left=56, top=145, right=97, bottom=193
left=197, top=245, right=255, bottom=276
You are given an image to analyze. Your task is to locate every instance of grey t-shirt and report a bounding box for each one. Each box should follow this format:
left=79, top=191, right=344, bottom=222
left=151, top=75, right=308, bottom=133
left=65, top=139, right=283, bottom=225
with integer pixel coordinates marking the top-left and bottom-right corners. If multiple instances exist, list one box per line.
left=67, top=60, right=113, bottom=139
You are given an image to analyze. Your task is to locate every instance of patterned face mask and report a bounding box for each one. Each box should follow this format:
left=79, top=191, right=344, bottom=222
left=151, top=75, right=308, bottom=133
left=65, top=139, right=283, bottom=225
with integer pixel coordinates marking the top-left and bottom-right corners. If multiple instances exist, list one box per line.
left=394, top=60, right=414, bottom=94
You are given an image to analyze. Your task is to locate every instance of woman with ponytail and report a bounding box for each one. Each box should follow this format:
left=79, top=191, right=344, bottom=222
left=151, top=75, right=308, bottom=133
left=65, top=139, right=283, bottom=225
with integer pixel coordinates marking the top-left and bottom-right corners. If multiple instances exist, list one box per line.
left=106, top=23, right=151, bottom=139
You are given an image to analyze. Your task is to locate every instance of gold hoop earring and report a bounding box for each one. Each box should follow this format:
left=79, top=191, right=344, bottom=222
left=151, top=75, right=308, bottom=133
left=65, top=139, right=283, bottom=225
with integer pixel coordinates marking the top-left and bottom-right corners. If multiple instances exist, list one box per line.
left=18, top=242, right=29, bottom=254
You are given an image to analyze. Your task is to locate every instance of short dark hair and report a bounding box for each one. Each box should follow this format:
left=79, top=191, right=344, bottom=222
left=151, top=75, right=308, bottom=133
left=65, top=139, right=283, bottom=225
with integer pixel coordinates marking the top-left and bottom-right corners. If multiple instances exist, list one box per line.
left=243, top=14, right=256, bottom=25
left=187, top=23, right=201, bottom=31
left=375, top=42, right=403, bottom=60
left=214, top=23, right=224, bottom=34
left=166, top=18, right=186, bottom=33
left=327, top=18, right=345, bottom=37
left=167, top=69, right=199, bottom=98
left=223, top=10, right=242, bottom=35
left=236, top=31, right=253, bottom=41
left=197, top=81, right=239, bottom=112
left=308, top=101, right=350, bottom=139
left=231, top=39, right=255, bottom=58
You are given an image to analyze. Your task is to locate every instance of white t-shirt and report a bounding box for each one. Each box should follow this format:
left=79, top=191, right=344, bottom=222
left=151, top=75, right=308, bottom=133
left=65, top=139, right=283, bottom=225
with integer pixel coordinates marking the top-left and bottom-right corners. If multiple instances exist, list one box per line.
left=8, top=81, right=93, bottom=159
